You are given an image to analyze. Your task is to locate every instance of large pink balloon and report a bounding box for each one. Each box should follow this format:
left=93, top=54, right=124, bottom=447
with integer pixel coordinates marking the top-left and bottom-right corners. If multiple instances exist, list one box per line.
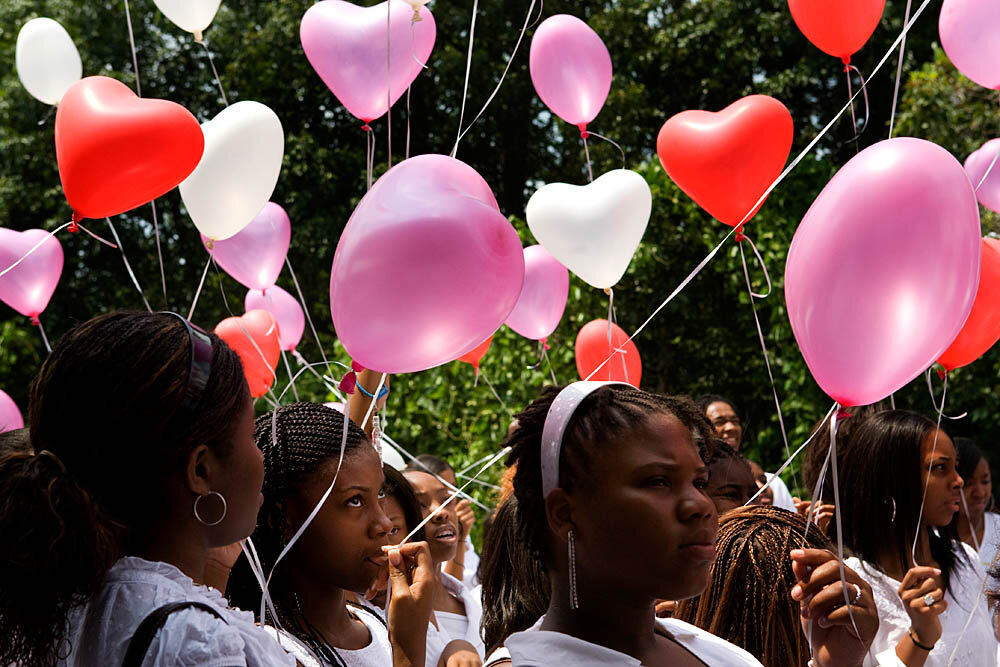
left=785, top=138, right=981, bottom=406
left=529, top=14, right=612, bottom=130
left=964, top=138, right=1000, bottom=215
left=0, top=390, right=24, bottom=433
left=505, top=245, right=569, bottom=343
left=202, top=202, right=290, bottom=291
left=331, top=154, right=524, bottom=373
left=940, top=0, right=1000, bottom=90
left=0, top=228, right=64, bottom=322
left=245, top=285, right=305, bottom=352
left=301, top=0, right=436, bottom=124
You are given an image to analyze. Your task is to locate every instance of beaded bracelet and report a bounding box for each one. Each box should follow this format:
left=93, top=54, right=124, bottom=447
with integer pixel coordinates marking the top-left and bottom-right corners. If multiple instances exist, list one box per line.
left=357, top=382, right=389, bottom=400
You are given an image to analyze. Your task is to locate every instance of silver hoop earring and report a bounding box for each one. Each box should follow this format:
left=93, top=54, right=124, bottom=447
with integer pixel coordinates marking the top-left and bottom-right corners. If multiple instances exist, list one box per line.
left=194, top=491, right=227, bottom=527
left=568, top=529, right=579, bottom=610
left=889, top=496, right=896, bottom=524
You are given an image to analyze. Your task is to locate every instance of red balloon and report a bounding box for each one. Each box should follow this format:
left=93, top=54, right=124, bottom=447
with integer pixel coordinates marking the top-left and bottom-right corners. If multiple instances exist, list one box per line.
left=575, top=319, right=642, bottom=385
left=938, top=238, right=1000, bottom=371
left=787, top=0, right=885, bottom=63
left=215, top=309, right=281, bottom=398
left=55, top=76, right=204, bottom=222
left=458, top=335, right=493, bottom=370
left=657, top=95, right=793, bottom=228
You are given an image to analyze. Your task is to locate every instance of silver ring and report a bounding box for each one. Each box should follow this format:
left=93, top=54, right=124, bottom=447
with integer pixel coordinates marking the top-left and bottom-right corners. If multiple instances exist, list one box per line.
left=850, top=583, right=863, bottom=605
left=923, top=593, right=936, bottom=607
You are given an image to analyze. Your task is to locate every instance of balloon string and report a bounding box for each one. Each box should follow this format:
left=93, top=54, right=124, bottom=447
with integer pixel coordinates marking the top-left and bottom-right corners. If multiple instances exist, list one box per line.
left=200, top=40, right=229, bottom=107
left=123, top=0, right=142, bottom=96
left=842, top=65, right=870, bottom=148
left=541, top=344, right=558, bottom=384
left=975, top=147, right=1000, bottom=192
left=911, top=373, right=948, bottom=567
left=452, top=0, right=537, bottom=152
left=450, top=0, right=480, bottom=159
left=478, top=368, right=513, bottom=418
left=0, top=222, right=74, bottom=280
left=149, top=201, right=168, bottom=304
left=604, top=287, right=629, bottom=384
left=890, top=392, right=896, bottom=409
left=105, top=217, right=152, bottom=312
left=800, top=436, right=832, bottom=549
left=828, top=409, right=866, bottom=645
left=37, top=106, right=55, bottom=127
left=455, top=474, right=502, bottom=491
left=74, top=222, right=118, bottom=249
left=946, top=570, right=990, bottom=667
left=582, top=133, right=594, bottom=182
left=36, top=316, right=52, bottom=353
left=187, top=253, right=213, bottom=321
left=285, top=257, right=335, bottom=381
left=359, top=373, right=386, bottom=432
left=386, top=0, right=392, bottom=171
left=405, top=85, right=412, bottom=160
left=888, top=0, right=913, bottom=138
left=240, top=538, right=283, bottom=631
left=587, top=131, right=626, bottom=170
left=410, top=17, right=430, bottom=69
left=456, top=450, right=503, bottom=476
left=387, top=435, right=493, bottom=511
left=738, top=233, right=771, bottom=298
left=261, top=291, right=299, bottom=401
left=924, top=369, right=967, bottom=419
left=581, top=0, right=934, bottom=383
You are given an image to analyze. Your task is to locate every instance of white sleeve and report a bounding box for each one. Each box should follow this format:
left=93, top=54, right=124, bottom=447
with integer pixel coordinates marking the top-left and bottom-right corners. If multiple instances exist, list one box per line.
left=144, top=608, right=248, bottom=667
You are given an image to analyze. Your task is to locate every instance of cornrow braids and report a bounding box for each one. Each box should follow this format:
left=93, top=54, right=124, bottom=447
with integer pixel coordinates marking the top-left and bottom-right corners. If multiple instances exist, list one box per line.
left=675, top=505, right=832, bottom=667
left=505, top=385, right=713, bottom=564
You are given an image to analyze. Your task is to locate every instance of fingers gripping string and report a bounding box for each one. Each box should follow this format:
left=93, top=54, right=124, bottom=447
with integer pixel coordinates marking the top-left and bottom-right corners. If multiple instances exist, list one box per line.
left=828, top=408, right=866, bottom=642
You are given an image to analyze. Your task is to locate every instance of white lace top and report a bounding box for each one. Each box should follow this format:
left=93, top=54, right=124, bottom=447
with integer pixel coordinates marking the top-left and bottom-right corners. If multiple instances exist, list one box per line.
left=975, top=512, right=1000, bottom=571
left=846, top=545, right=998, bottom=667
left=59, top=556, right=295, bottom=667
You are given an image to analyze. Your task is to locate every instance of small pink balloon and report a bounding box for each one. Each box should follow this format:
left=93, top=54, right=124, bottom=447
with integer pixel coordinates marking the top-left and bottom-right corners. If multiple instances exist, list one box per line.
left=245, top=285, right=305, bottom=352
left=786, top=138, right=981, bottom=406
left=0, top=228, right=64, bottom=321
left=331, top=154, right=525, bottom=373
left=940, top=0, right=1000, bottom=90
left=324, top=401, right=346, bottom=413
left=202, top=202, right=290, bottom=292
left=529, top=14, right=612, bottom=130
left=301, top=0, right=436, bottom=124
left=0, top=390, right=24, bottom=433
left=964, top=138, right=1000, bottom=215
left=505, top=245, right=569, bottom=343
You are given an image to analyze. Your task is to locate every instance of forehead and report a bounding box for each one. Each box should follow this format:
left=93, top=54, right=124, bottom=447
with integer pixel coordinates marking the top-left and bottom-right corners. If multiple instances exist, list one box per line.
left=710, top=457, right=753, bottom=482
left=382, top=495, right=404, bottom=517
left=921, top=430, right=955, bottom=459
left=706, top=401, right=736, bottom=418
left=404, top=470, right=447, bottom=495
left=600, top=412, right=701, bottom=468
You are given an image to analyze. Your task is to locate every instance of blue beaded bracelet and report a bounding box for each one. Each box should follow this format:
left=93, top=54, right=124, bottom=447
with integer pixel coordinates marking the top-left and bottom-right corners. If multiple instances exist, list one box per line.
left=357, top=382, right=389, bottom=400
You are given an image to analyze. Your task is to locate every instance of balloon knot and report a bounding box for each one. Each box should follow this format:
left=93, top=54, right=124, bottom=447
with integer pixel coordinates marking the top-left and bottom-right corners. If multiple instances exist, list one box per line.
left=578, top=124, right=589, bottom=140
left=30, top=317, right=40, bottom=326
left=937, top=368, right=947, bottom=381
left=68, top=222, right=79, bottom=233
left=412, top=10, right=422, bottom=23
left=734, top=231, right=746, bottom=243
left=205, top=239, right=215, bottom=251
left=841, top=56, right=851, bottom=71
left=836, top=407, right=854, bottom=419
left=351, top=359, right=366, bottom=373
left=541, top=338, right=550, bottom=351
left=339, top=371, right=357, bottom=395
left=362, top=123, right=372, bottom=132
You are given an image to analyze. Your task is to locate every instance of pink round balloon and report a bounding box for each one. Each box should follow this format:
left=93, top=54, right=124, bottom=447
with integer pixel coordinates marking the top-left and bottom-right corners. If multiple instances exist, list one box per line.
left=964, top=138, right=1000, bottom=215
left=0, top=228, right=64, bottom=321
left=0, top=390, right=24, bottom=433
left=301, top=0, right=436, bottom=124
left=505, top=245, right=569, bottom=343
left=940, top=0, right=1000, bottom=90
left=324, top=401, right=346, bottom=413
left=245, top=285, right=305, bottom=352
left=331, top=154, right=524, bottom=373
left=529, top=14, right=612, bottom=129
left=203, top=202, right=290, bottom=292
left=785, top=138, right=981, bottom=406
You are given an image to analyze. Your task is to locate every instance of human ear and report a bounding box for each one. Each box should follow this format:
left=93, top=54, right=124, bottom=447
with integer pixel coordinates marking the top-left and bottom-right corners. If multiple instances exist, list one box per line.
left=545, top=487, right=576, bottom=543
left=184, top=444, right=216, bottom=496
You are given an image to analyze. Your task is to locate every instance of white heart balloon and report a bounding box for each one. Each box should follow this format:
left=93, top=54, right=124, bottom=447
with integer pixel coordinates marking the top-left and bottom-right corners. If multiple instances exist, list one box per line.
left=153, top=0, right=222, bottom=40
left=15, top=18, right=82, bottom=105
left=526, top=169, right=651, bottom=289
left=180, top=101, right=284, bottom=241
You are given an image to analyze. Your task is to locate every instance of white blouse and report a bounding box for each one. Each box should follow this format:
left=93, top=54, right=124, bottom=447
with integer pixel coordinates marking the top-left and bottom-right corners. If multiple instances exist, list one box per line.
left=975, top=512, right=1000, bottom=571
left=425, top=571, right=486, bottom=667
left=266, top=604, right=392, bottom=667
left=60, top=556, right=295, bottom=667
left=846, top=545, right=998, bottom=667
left=504, top=615, right=762, bottom=666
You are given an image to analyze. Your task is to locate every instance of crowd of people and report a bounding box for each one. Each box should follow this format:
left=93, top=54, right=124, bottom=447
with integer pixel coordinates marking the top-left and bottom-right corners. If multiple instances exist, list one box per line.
left=1, top=311, right=999, bottom=666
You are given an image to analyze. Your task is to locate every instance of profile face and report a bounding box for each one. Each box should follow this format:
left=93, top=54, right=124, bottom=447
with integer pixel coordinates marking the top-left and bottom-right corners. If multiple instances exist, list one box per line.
left=963, top=457, right=992, bottom=517
left=920, top=430, right=963, bottom=528
left=705, top=401, right=742, bottom=450
left=404, top=470, right=460, bottom=564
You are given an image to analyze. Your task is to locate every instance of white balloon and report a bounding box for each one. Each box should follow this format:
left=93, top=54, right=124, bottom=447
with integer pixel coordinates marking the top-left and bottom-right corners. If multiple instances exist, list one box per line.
left=15, top=18, right=82, bottom=105
left=526, top=169, right=651, bottom=290
left=153, top=0, right=222, bottom=39
left=180, top=101, right=284, bottom=241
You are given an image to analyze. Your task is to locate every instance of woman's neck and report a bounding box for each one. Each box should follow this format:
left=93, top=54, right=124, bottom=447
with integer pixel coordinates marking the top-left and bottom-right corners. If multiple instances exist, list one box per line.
left=958, top=507, right=985, bottom=547
left=292, top=576, right=361, bottom=648
left=132, top=521, right=207, bottom=584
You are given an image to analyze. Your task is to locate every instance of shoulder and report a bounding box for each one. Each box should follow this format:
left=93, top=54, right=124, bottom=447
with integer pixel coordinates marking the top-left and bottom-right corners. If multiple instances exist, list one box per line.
left=657, top=618, right=763, bottom=666
left=349, top=603, right=389, bottom=638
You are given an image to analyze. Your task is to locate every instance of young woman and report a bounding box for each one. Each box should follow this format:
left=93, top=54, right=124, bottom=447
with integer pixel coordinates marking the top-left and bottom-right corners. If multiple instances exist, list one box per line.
left=227, top=402, right=432, bottom=667
left=501, top=382, right=876, bottom=666
left=675, top=505, right=880, bottom=666
left=839, top=410, right=996, bottom=666
left=403, top=467, right=486, bottom=667
left=952, top=437, right=999, bottom=570
left=703, top=440, right=757, bottom=515
left=0, top=311, right=296, bottom=666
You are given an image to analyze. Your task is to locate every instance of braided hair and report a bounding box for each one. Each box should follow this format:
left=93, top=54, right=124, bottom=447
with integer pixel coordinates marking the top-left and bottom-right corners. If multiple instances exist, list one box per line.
left=505, top=384, right=713, bottom=564
left=227, top=402, right=370, bottom=667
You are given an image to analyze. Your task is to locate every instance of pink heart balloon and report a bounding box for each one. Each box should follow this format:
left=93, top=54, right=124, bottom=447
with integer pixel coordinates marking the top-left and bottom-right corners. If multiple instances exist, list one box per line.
left=964, top=138, right=1000, bottom=215
left=245, top=284, right=305, bottom=352
left=785, top=138, right=981, bottom=406
left=940, top=0, right=1000, bottom=90
left=300, top=0, right=436, bottom=124
left=505, top=245, right=569, bottom=343
left=0, top=390, right=24, bottom=433
left=202, top=202, right=290, bottom=291
left=331, top=154, right=525, bottom=373
left=0, top=228, right=64, bottom=322
left=529, top=14, right=612, bottom=130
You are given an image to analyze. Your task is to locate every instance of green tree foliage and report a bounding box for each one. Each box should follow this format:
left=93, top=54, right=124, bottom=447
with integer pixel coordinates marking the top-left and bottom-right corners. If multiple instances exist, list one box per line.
left=1, top=0, right=997, bottom=511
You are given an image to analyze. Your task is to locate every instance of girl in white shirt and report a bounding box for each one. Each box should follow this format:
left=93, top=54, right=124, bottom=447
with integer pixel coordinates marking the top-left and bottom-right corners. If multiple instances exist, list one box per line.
left=952, top=437, right=1000, bottom=569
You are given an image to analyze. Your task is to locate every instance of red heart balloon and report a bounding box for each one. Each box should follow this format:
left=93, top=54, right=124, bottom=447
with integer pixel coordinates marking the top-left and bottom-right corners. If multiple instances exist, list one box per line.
left=938, top=238, right=1000, bottom=371
left=575, top=319, right=642, bottom=386
left=55, top=76, right=204, bottom=222
left=215, top=309, right=281, bottom=398
left=787, top=0, right=885, bottom=64
left=657, top=95, right=793, bottom=228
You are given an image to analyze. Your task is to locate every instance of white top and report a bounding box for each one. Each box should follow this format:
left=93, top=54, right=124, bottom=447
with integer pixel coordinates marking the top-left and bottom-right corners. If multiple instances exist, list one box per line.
left=505, top=615, right=762, bottom=666
left=60, top=556, right=295, bottom=667
left=266, top=604, right=391, bottom=667
left=975, top=512, right=1000, bottom=571
left=425, top=571, right=485, bottom=667
left=462, top=535, right=481, bottom=589
left=846, top=545, right=998, bottom=667
left=765, top=471, right=797, bottom=512
left=484, top=646, right=512, bottom=666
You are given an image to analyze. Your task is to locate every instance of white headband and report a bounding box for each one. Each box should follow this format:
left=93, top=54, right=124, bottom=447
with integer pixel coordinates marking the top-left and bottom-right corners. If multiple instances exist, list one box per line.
left=541, top=381, right=630, bottom=497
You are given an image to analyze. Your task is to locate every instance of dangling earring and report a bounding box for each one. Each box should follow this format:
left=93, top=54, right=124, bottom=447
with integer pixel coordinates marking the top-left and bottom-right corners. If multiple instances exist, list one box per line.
left=568, top=529, right=579, bottom=610
left=889, top=496, right=897, bottom=524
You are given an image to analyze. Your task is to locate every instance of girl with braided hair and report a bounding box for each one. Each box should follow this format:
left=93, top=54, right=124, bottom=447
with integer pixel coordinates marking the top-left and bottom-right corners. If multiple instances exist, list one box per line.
left=227, top=402, right=433, bottom=667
